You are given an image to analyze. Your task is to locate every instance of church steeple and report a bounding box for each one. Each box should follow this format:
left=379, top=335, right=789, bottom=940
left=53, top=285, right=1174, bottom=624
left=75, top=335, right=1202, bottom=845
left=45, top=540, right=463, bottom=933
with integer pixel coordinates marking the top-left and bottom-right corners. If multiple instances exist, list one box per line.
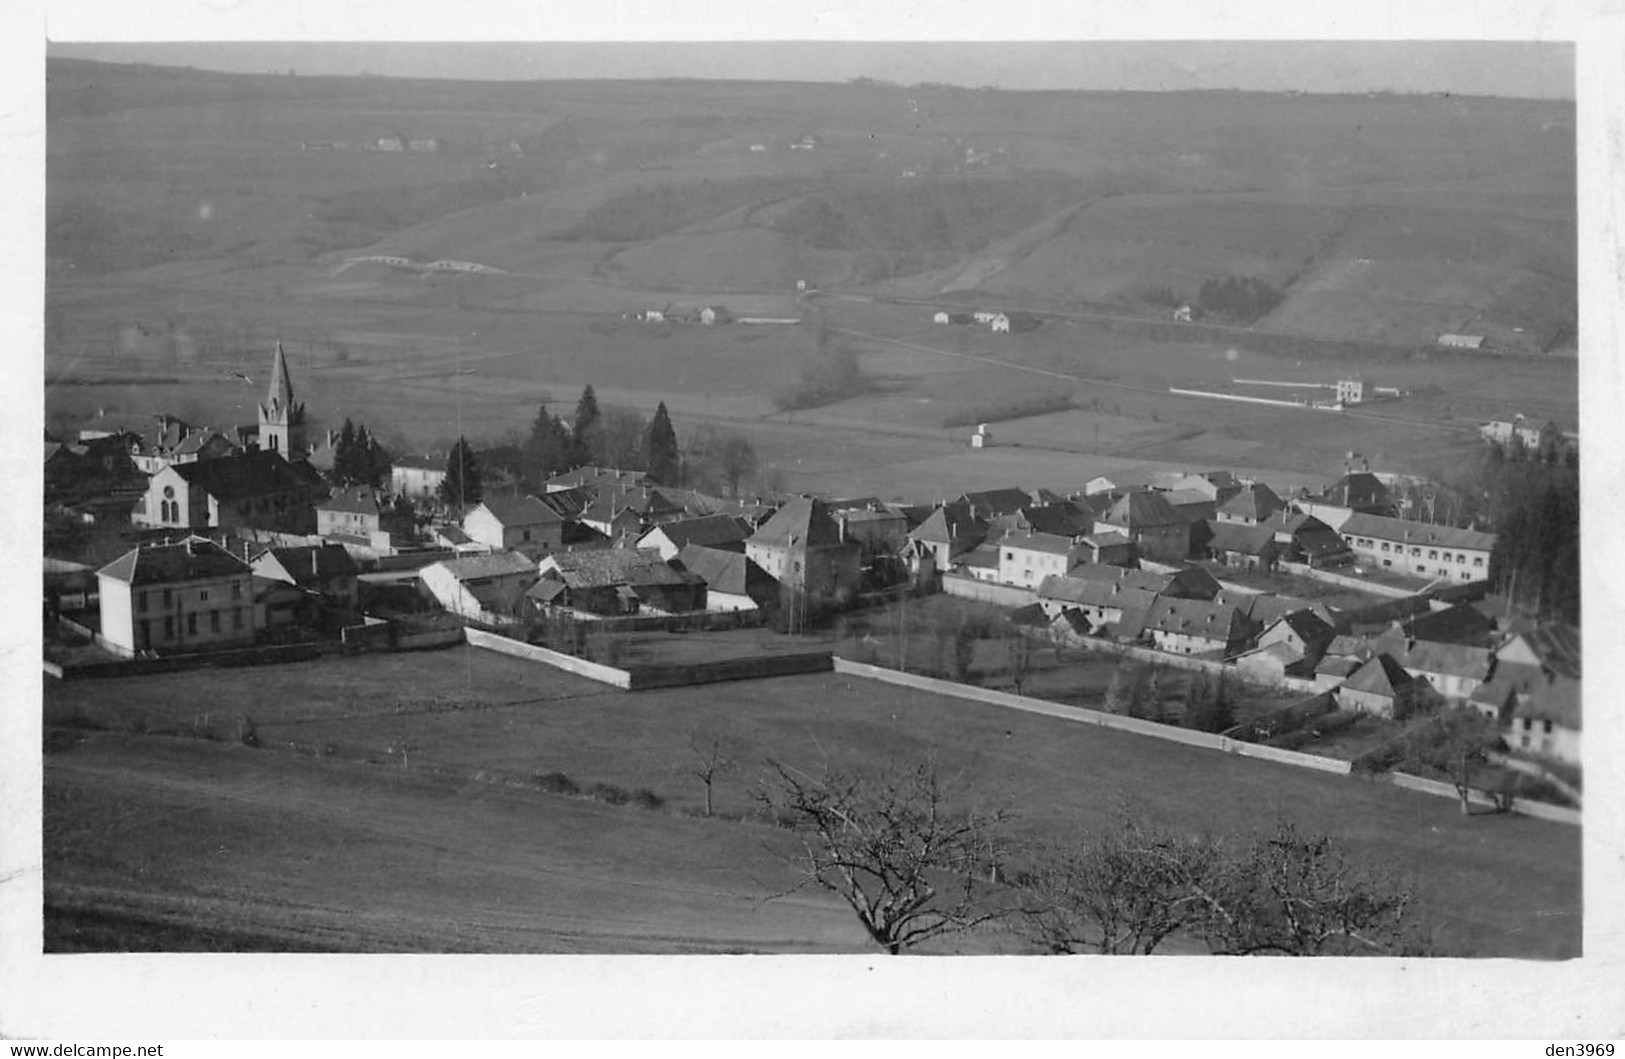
left=258, top=342, right=306, bottom=458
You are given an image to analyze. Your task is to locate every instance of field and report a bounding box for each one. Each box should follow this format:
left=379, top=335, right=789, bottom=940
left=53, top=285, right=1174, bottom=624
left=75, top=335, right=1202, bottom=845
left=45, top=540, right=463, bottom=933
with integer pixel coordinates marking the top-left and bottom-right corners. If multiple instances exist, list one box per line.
left=43, top=648, right=1581, bottom=957
left=45, top=59, right=1578, bottom=502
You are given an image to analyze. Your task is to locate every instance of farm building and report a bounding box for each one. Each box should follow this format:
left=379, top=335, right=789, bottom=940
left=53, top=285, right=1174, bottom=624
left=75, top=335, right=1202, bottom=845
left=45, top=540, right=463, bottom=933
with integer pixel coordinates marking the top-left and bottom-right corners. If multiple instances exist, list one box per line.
left=1216, top=483, right=1285, bottom=526
left=1479, top=415, right=1573, bottom=457
left=251, top=544, right=361, bottom=613
left=1094, top=491, right=1191, bottom=564
left=532, top=548, right=705, bottom=617
left=1335, top=376, right=1373, bottom=404
left=419, top=552, right=539, bottom=623
left=1203, top=520, right=1281, bottom=570
left=1261, top=511, right=1354, bottom=567
left=636, top=514, right=754, bottom=561
left=316, top=486, right=385, bottom=545
left=1438, top=333, right=1486, bottom=350
left=675, top=544, right=777, bottom=613
left=1138, top=597, right=1261, bottom=659
left=905, top=503, right=989, bottom=577
left=96, top=537, right=257, bottom=657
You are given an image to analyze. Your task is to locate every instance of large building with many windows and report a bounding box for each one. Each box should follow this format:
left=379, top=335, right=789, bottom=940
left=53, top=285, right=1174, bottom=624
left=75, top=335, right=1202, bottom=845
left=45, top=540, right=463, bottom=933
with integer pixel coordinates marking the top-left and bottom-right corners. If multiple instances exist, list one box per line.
left=1337, top=513, right=1496, bottom=582
left=95, top=536, right=257, bottom=657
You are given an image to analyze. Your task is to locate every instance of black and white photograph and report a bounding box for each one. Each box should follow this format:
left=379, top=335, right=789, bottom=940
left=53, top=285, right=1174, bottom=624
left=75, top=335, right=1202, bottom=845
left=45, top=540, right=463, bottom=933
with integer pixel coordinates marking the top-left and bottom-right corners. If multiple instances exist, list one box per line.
left=5, top=0, right=1622, bottom=1042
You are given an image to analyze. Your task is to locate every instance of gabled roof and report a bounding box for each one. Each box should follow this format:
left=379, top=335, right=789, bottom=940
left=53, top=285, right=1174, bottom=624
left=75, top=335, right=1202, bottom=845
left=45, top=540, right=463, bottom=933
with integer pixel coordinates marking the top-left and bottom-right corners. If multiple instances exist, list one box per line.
left=393, top=453, right=448, bottom=472
left=1319, top=471, right=1390, bottom=510
left=1341, top=653, right=1417, bottom=697
left=997, top=531, right=1079, bottom=557
left=318, top=486, right=384, bottom=515
left=428, top=551, right=538, bottom=583
left=1217, top=483, right=1284, bottom=522
left=1205, top=520, right=1279, bottom=556
left=1064, top=562, right=1174, bottom=595
left=1338, top=513, right=1497, bottom=553
left=1395, top=639, right=1494, bottom=680
left=908, top=504, right=988, bottom=552
left=474, top=495, right=564, bottom=527
left=1008, top=502, right=1095, bottom=538
left=97, top=537, right=251, bottom=586
left=958, top=488, right=1037, bottom=518
left=674, top=544, right=771, bottom=597
left=1399, top=603, right=1497, bottom=646
left=748, top=497, right=847, bottom=549
left=169, top=450, right=320, bottom=502
left=541, top=547, right=693, bottom=588
left=258, top=544, right=360, bottom=586
left=1037, top=575, right=1161, bottom=612
left=1141, top=597, right=1258, bottom=644
left=959, top=543, right=1001, bottom=569
left=536, top=486, right=593, bottom=520
left=643, top=514, right=753, bottom=551
left=1100, top=490, right=1185, bottom=530
left=1263, top=610, right=1337, bottom=651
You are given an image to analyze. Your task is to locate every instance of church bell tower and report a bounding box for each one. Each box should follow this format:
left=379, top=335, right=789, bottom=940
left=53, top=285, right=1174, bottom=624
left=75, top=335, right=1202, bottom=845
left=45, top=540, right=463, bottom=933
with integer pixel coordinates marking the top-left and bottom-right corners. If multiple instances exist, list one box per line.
left=257, top=342, right=306, bottom=459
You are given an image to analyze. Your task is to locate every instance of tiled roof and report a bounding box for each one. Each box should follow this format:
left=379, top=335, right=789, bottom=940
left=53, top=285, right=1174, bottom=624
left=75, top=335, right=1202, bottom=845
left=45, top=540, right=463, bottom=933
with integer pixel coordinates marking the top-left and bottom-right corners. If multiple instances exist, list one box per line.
left=1217, top=483, right=1284, bottom=521
left=1037, top=575, right=1160, bottom=611
left=958, top=488, right=1038, bottom=517
left=675, top=544, right=765, bottom=597
left=748, top=497, right=846, bottom=549
left=1064, top=562, right=1174, bottom=594
left=170, top=450, right=319, bottom=502
left=476, top=495, right=564, bottom=527
left=998, top=531, right=1078, bottom=557
left=430, top=551, right=537, bottom=582
left=1101, top=490, right=1184, bottom=530
left=907, top=505, right=988, bottom=551
left=1142, top=597, right=1257, bottom=642
left=261, top=544, right=360, bottom=586
left=1205, top=520, right=1278, bottom=556
left=1397, top=639, right=1494, bottom=680
left=1341, top=654, right=1416, bottom=697
left=1338, top=513, right=1497, bottom=553
left=319, top=486, right=383, bottom=515
left=644, top=514, right=753, bottom=550
left=542, top=547, right=692, bottom=588
left=97, top=537, right=251, bottom=586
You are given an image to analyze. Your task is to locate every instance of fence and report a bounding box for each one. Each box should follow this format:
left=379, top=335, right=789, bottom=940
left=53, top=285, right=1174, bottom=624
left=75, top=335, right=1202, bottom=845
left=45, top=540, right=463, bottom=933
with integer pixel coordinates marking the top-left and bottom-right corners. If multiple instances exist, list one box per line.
left=1276, top=561, right=1417, bottom=599
left=831, top=657, right=1352, bottom=774
left=940, top=574, right=1036, bottom=609
left=465, top=627, right=631, bottom=688
left=1367, top=770, right=1580, bottom=826
left=48, top=641, right=345, bottom=680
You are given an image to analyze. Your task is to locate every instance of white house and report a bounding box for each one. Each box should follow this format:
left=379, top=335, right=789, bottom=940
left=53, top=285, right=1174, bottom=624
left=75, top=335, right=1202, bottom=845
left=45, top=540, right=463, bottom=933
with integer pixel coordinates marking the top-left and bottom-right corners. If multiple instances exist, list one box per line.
left=1337, top=513, right=1495, bottom=582
left=1438, top=334, right=1485, bottom=350
left=995, top=532, right=1086, bottom=590
left=989, top=313, right=1011, bottom=334
left=96, top=537, right=257, bottom=657
left=462, top=495, right=565, bottom=554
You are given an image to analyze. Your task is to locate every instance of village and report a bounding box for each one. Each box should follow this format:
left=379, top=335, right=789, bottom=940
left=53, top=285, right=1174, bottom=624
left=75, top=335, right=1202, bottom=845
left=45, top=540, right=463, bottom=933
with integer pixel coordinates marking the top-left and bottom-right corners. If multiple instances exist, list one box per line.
left=41, top=339, right=1583, bottom=819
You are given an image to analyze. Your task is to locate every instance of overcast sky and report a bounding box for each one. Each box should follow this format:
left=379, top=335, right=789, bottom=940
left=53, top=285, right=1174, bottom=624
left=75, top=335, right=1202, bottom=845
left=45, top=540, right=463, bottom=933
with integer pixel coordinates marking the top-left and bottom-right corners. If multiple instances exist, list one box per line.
left=46, top=40, right=1574, bottom=99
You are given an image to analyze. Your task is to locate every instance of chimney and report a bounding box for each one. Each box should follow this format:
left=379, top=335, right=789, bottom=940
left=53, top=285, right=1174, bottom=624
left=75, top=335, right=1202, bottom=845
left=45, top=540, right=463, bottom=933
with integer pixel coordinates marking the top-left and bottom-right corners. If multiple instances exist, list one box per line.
left=312, top=549, right=320, bottom=578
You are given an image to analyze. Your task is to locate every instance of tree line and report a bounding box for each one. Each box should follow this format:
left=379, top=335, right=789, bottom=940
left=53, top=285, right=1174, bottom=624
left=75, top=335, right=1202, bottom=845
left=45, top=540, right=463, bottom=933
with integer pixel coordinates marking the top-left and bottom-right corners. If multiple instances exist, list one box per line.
left=434, top=385, right=764, bottom=510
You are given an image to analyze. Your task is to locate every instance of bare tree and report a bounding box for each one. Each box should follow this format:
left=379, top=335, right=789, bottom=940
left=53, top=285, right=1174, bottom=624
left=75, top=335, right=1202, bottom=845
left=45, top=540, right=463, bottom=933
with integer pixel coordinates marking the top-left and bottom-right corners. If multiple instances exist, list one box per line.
left=758, top=757, right=1013, bottom=954
left=687, top=728, right=737, bottom=818
left=1017, top=817, right=1221, bottom=955
left=716, top=433, right=758, bottom=499
left=1405, top=706, right=1508, bottom=815
left=1017, top=817, right=1425, bottom=957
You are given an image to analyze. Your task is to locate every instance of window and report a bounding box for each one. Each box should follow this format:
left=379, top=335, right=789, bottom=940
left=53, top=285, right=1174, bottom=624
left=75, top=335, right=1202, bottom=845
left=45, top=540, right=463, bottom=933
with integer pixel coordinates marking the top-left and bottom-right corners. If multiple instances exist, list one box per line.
left=1382, top=559, right=1392, bottom=568
left=1428, top=550, right=1438, bottom=560
left=1006, top=551, right=1014, bottom=561
left=187, top=613, right=197, bottom=635
left=162, top=589, right=172, bottom=607
left=200, top=589, right=209, bottom=601
left=163, top=616, right=174, bottom=639
left=210, top=611, right=221, bottom=633
left=523, top=530, right=532, bottom=542
left=1473, top=556, right=1484, bottom=567
left=1543, top=720, right=1553, bottom=734
left=231, top=581, right=242, bottom=599
left=138, top=592, right=149, bottom=613
left=233, top=608, right=243, bottom=630
left=1410, top=547, right=1421, bottom=557
left=1521, top=735, right=1530, bottom=748
left=138, top=619, right=149, bottom=646
left=1523, top=718, right=1533, bottom=731
left=1381, top=543, right=1390, bottom=553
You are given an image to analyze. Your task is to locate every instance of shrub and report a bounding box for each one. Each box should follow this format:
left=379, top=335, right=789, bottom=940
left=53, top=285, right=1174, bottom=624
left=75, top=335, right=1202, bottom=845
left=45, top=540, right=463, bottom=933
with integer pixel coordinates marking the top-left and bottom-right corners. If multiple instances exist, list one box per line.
left=238, top=715, right=260, bottom=749
left=631, top=788, right=665, bottom=810
left=588, top=782, right=629, bottom=805
left=535, top=771, right=579, bottom=795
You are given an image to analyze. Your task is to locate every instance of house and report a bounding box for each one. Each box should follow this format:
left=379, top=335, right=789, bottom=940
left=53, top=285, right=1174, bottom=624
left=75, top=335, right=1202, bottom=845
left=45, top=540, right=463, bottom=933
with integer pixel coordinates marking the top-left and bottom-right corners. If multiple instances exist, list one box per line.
left=407, top=138, right=441, bottom=152
left=1076, top=531, right=1135, bottom=567
left=577, top=485, right=687, bottom=539
left=1036, top=575, right=1161, bottom=634
left=543, top=465, right=653, bottom=495
left=745, top=498, right=862, bottom=600
left=130, top=414, right=240, bottom=474
left=1215, top=483, right=1284, bottom=525
left=44, top=557, right=98, bottom=615
left=1338, top=654, right=1424, bottom=719
left=133, top=450, right=323, bottom=534
left=1381, top=637, right=1494, bottom=704
left=96, top=537, right=257, bottom=657
left=1396, top=603, right=1498, bottom=647
left=1140, top=597, right=1261, bottom=659
left=375, top=136, right=404, bottom=151
left=989, top=313, right=1011, bottom=334
left=1479, top=415, right=1571, bottom=458
left=1153, top=471, right=1241, bottom=505
left=905, top=503, right=989, bottom=577
left=1064, top=561, right=1219, bottom=601
left=1438, top=333, right=1485, bottom=350
left=1094, top=491, right=1191, bottom=563
left=419, top=552, right=539, bottom=623
left=675, top=544, right=777, bottom=613
left=932, top=311, right=952, bottom=324
left=1335, top=376, right=1372, bottom=404
left=251, top=544, right=361, bottom=612
left=1160, top=489, right=1218, bottom=524
left=391, top=454, right=448, bottom=503
left=995, top=532, right=1087, bottom=590
left=533, top=548, right=704, bottom=616
left=316, top=486, right=385, bottom=545
left=698, top=306, right=731, bottom=326
left=1173, top=305, right=1193, bottom=322
left=636, top=514, right=754, bottom=560
left=828, top=502, right=910, bottom=558
left=1261, top=511, right=1354, bottom=568
left=1203, top=520, right=1281, bottom=571
left=1256, top=610, right=1337, bottom=670
left=463, top=495, right=565, bottom=555
left=1337, top=514, right=1496, bottom=583
left=958, top=488, right=1040, bottom=520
